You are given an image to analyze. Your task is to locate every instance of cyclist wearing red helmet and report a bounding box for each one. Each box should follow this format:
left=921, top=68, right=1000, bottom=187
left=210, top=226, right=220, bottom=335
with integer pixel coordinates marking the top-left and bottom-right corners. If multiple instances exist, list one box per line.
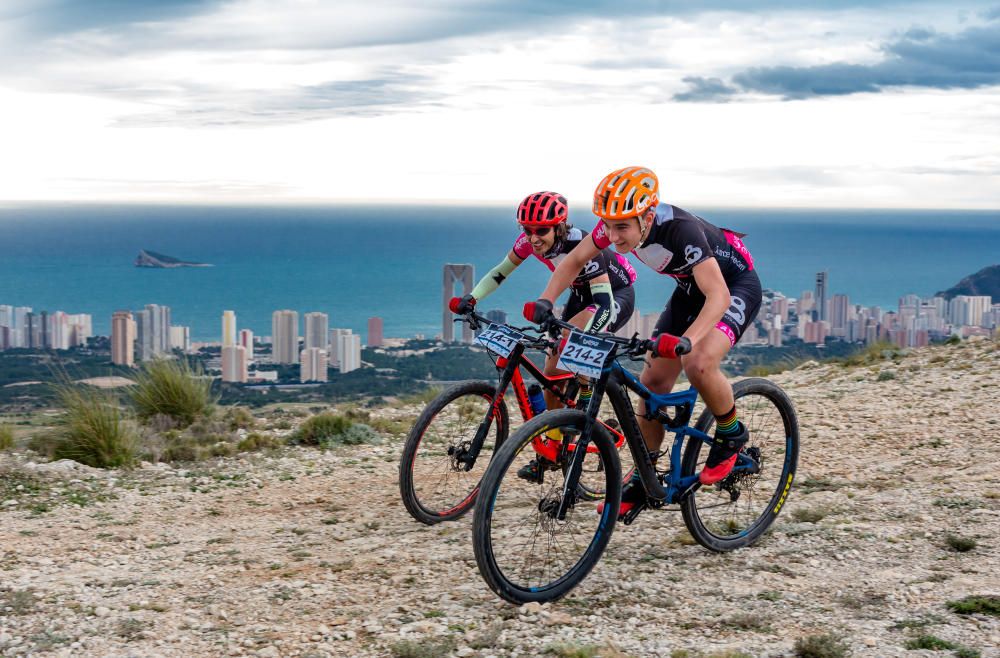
left=452, top=191, right=637, bottom=410
left=525, top=168, right=761, bottom=520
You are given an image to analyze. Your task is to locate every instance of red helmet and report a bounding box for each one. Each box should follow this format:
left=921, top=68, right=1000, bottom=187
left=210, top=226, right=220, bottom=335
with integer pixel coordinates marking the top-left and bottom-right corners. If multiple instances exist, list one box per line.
left=516, top=191, right=568, bottom=227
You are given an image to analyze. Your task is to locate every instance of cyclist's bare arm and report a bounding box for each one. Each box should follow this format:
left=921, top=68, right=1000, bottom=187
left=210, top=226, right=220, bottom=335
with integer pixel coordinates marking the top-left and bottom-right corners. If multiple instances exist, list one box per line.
left=539, top=234, right=601, bottom=303
left=687, top=259, right=731, bottom=345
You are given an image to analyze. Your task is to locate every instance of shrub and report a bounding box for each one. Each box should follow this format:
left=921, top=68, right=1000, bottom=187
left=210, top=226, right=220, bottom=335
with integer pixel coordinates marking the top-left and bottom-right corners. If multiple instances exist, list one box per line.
left=904, top=635, right=956, bottom=650
left=237, top=432, right=283, bottom=452
left=945, top=334, right=961, bottom=345
left=291, top=413, right=351, bottom=445
left=224, top=406, right=256, bottom=431
left=946, top=595, right=1000, bottom=617
left=876, top=370, right=896, bottom=381
left=131, top=358, right=214, bottom=428
left=325, top=423, right=381, bottom=447
left=945, top=534, right=977, bottom=552
left=0, top=424, right=14, bottom=450
left=793, top=633, right=849, bottom=658
left=44, top=383, right=138, bottom=468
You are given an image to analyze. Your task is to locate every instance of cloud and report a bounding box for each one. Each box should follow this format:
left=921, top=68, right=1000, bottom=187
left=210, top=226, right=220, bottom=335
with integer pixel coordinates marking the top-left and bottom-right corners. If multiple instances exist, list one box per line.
left=675, top=19, right=1000, bottom=100
left=673, top=76, right=738, bottom=102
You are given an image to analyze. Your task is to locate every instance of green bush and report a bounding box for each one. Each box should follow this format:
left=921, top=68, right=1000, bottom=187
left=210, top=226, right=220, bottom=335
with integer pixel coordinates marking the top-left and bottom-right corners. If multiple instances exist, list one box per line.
left=237, top=432, right=283, bottom=452
left=224, top=406, right=256, bottom=431
left=945, top=534, right=977, bottom=552
left=324, top=423, right=381, bottom=447
left=0, top=424, right=13, bottom=450
left=904, top=634, right=956, bottom=650
left=876, top=370, right=897, bottom=381
left=793, top=633, right=849, bottom=658
left=44, top=383, right=138, bottom=468
left=945, top=334, right=961, bottom=345
left=131, top=359, right=215, bottom=428
left=291, top=413, right=351, bottom=445
left=946, top=595, right=1000, bottom=616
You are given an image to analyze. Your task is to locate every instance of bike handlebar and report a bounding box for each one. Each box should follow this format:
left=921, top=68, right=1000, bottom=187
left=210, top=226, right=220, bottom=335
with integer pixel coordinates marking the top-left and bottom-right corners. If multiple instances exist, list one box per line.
left=538, top=314, right=691, bottom=359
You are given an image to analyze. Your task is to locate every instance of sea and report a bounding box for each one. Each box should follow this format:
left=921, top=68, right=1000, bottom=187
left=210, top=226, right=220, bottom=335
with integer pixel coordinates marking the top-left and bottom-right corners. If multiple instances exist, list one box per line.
left=0, top=204, right=997, bottom=342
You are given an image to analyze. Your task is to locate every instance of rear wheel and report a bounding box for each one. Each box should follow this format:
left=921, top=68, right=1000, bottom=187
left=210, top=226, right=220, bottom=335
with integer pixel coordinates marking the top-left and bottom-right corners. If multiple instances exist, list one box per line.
left=473, top=409, right=620, bottom=604
left=399, top=381, right=509, bottom=525
left=680, top=378, right=799, bottom=551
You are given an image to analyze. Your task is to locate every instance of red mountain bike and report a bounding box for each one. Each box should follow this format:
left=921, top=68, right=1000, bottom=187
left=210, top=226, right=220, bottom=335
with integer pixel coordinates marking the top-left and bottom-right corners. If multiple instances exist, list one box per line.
left=399, top=310, right=626, bottom=525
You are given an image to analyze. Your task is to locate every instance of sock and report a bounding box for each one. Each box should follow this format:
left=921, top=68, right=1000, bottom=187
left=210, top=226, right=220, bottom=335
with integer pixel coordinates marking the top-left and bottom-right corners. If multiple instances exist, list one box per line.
left=578, top=386, right=592, bottom=407
left=715, top=405, right=740, bottom=436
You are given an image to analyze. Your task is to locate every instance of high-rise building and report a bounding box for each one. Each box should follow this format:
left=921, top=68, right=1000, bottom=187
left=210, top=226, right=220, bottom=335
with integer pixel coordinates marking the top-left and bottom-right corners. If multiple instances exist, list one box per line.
left=830, top=294, right=850, bottom=332
left=443, top=263, right=474, bottom=343
left=949, top=295, right=992, bottom=327
left=49, top=311, right=70, bottom=350
left=338, top=333, right=361, bottom=373
left=0, top=305, right=11, bottom=331
left=815, top=272, right=828, bottom=322
left=328, top=328, right=352, bottom=366
left=134, top=309, right=154, bottom=360
left=222, top=310, right=237, bottom=347
left=67, top=314, right=92, bottom=347
left=111, top=311, right=136, bottom=366
left=239, top=329, right=254, bottom=361
left=367, top=317, right=384, bottom=347
left=170, top=326, right=191, bottom=352
left=25, top=312, right=40, bottom=349
left=272, top=310, right=299, bottom=364
left=304, top=312, right=329, bottom=350
left=142, top=304, right=171, bottom=355
left=222, top=345, right=248, bottom=383
left=300, top=347, right=329, bottom=382
left=484, top=309, right=508, bottom=326
left=12, top=307, right=31, bottom=348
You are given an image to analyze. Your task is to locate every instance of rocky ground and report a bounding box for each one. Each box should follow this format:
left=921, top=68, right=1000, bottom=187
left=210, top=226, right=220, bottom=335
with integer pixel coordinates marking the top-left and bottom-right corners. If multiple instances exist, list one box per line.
left=1, top=338, right=998, bottom=657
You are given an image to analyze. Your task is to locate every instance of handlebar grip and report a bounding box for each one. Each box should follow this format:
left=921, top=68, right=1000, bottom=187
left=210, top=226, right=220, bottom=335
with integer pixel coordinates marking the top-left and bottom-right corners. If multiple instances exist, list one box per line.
left=651, top=334, right=692, bottom=359
left=448, top=297, right=462, bottom=314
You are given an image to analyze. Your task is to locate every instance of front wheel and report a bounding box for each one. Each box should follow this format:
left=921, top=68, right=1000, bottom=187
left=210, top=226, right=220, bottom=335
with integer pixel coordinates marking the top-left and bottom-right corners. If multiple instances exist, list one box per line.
left=680, top=378, right=799, bottom=552
left=473, top=409, right=621, bottom=604
left=399, top=381, right=509, bottom=525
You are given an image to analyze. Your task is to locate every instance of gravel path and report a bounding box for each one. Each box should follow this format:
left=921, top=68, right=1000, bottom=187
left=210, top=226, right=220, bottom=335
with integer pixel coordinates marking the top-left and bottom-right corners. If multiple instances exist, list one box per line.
left=1, top=339, right=998, bottom=657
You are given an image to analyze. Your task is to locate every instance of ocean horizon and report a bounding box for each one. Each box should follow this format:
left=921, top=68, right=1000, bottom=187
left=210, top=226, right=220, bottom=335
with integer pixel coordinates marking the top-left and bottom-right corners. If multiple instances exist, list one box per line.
left=1, top=203, right=997, bottom=342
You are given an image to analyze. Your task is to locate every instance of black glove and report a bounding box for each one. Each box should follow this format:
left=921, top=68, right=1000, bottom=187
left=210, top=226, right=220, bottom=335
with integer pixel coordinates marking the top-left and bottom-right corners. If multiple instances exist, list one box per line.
left=523, top=298, right=554, bottom=324
left=449, top=294, right=476, bottom=315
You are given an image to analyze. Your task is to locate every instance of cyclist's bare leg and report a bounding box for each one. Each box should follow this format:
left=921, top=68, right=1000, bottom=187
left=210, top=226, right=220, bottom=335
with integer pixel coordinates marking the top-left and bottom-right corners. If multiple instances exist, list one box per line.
left=637, top=356, right=683, bottom=455
left=681, top=329, right=734, bottom=416
left=542, top=309, right=593, bottom=410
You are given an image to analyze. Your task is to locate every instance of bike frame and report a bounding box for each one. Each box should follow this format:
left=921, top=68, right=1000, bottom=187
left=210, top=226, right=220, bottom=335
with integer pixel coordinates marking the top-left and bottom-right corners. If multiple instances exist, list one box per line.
left=556, top=343, right=760, bottom=520
left=459, top=338, right=626, bottom=471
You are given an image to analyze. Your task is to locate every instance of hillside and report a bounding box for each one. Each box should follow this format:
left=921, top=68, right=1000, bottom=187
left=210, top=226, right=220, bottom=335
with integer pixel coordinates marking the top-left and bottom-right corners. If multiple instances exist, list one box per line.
left=1, top=338, right=998, bottom=657
left=937, top=263, right=1000, bottom=302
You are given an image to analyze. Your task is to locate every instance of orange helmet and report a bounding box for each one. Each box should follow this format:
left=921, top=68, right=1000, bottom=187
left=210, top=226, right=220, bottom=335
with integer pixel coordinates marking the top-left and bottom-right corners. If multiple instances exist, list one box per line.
left=593, top=166, right=659, bottom=220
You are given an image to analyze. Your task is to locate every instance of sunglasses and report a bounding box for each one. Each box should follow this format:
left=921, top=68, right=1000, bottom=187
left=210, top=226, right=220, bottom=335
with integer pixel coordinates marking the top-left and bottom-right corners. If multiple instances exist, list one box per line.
left=522, top=226, right=552, bottom=237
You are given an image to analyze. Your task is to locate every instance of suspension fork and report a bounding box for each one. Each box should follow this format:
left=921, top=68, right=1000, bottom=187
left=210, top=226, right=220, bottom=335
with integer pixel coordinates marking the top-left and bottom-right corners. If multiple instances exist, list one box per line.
left=554, top=347, right=615, bottom=520
left=456, top=343, right=525, bottom=471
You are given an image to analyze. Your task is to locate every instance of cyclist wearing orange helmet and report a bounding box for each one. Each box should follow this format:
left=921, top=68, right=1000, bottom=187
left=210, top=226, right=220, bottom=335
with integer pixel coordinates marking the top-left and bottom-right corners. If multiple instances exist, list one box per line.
left=452, top=191, right=637, bottom=407
left=525, top=167, right=761, bottom=520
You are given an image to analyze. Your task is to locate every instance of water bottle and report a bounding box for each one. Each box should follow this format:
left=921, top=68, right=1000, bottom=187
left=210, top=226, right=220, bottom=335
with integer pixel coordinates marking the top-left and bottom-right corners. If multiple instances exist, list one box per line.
left=527, top=384, right=546, bottom=416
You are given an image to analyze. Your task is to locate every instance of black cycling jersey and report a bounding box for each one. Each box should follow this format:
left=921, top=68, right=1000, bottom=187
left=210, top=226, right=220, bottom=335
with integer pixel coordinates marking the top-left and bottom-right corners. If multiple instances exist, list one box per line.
left=592, top=204, right=754, bottom=296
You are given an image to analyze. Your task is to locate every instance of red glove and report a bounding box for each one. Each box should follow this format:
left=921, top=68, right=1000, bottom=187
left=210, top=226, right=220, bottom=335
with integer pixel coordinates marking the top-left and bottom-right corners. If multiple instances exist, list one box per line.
left=653, top=333, right=691, bottom=359
left=523, top=299, right=554, bottom=324
left=449, top=295, right=476, bottom=314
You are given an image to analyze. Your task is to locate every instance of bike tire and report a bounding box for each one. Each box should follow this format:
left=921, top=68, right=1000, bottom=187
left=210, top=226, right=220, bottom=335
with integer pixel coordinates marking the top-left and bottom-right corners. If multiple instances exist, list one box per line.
left=680, top=377, right=799, bottom=552
left=399, top=380, right=509, bottom=525
left=472, top=409, right=620, bottom=604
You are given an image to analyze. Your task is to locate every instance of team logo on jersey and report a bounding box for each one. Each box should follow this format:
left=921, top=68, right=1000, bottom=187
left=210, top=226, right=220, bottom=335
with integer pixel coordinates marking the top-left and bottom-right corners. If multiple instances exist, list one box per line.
left=684, top=245, right=703, bottom=264
left=582, top=260, right=600, bottom=276
left=725, top=296, right=747, bottom=324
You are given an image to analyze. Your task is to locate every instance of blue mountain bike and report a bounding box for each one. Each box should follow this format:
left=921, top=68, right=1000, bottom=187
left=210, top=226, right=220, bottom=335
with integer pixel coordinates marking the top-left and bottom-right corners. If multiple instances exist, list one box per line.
left=472, top=317, right=800, bottom=604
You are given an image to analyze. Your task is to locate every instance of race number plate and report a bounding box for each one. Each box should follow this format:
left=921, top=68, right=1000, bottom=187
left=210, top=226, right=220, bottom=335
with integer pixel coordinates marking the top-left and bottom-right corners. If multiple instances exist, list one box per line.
left=557, top=330, right=614, bottom=379
left=475, top=324, right=526, bottom=358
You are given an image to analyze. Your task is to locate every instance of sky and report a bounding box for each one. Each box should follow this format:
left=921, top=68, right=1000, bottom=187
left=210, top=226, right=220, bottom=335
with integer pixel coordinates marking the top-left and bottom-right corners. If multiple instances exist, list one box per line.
left=1, top=0, right=998, bottom=208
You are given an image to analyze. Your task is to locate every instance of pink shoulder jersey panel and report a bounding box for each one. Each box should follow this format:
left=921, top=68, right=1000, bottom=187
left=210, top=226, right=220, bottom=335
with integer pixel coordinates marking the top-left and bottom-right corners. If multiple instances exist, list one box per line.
left=723, top=231, right=754, bottom=271
left=591, top=221, right=612, bottom=249
left=512, top=233, right=533, bottom=260
left=615, top=254, right=637, bottom=283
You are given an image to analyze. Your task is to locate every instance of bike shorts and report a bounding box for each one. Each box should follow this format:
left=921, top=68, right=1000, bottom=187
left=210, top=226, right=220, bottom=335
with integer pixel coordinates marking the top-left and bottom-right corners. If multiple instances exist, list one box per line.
left=652, top=270, right=762, bottom=347
left=563, top=285, right=636, bottom=334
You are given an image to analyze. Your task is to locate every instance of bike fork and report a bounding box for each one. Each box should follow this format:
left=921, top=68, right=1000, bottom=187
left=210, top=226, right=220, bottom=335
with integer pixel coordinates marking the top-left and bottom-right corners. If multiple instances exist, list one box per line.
left=457, top=344, right=524, bottom=471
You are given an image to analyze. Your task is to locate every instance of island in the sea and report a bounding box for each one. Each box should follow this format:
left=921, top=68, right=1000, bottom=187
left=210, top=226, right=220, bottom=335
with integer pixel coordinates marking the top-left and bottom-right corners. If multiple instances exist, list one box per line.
left=134, top=249, right=212, bottom=268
